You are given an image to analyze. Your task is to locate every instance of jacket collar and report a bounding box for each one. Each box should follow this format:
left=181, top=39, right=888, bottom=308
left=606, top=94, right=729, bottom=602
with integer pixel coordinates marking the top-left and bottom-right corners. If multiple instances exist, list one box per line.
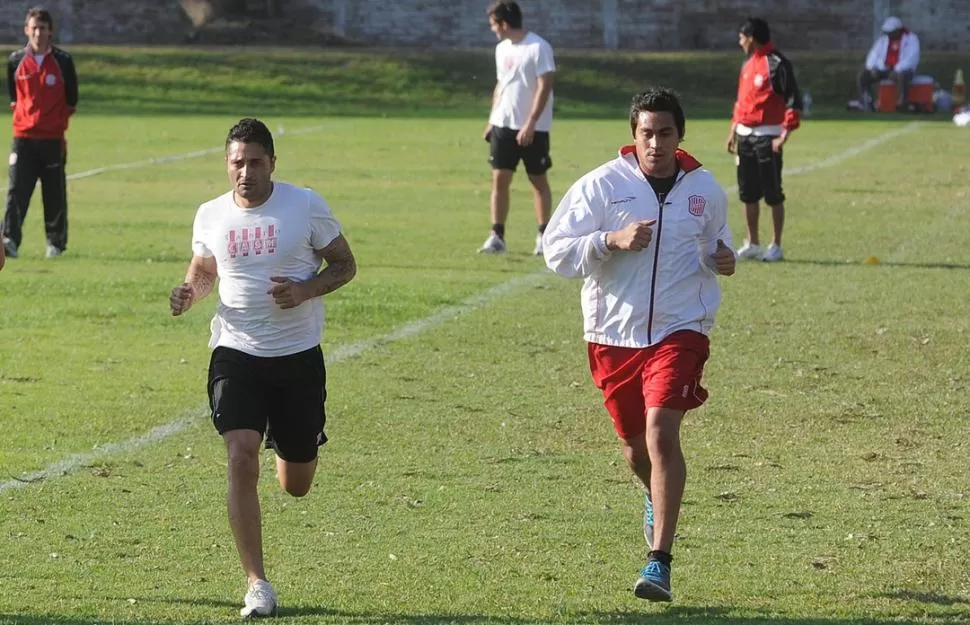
left=618, top=145, right=703, bottom=176
left=753, top=42, right=776, bottom=57
left=23, top=44, right=52, bottom=60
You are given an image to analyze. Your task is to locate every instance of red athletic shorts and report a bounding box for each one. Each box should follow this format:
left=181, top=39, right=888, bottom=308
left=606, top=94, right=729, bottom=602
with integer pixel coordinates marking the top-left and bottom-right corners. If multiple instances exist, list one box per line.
left=587, top=330, right=710, bottom=440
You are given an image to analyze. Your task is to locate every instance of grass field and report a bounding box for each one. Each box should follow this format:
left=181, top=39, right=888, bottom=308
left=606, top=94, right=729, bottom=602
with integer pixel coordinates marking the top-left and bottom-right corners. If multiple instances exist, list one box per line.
left=0, top=46, right=968, bottom=625
left=71, top=46, right=970, bottom=118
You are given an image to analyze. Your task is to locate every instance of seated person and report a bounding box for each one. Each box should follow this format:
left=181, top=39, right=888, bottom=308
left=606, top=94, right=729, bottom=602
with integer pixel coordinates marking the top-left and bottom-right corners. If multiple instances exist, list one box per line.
left=858, top=16, right=920, bottom=110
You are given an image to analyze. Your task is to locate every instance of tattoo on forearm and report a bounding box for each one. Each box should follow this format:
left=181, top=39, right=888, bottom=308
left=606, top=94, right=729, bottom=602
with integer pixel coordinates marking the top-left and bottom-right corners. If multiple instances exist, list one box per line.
left=306, top=236, right=357, bottom=299
left=314, top=258, right=356, bottom=296
left=187, top=267, right=215, bottom=300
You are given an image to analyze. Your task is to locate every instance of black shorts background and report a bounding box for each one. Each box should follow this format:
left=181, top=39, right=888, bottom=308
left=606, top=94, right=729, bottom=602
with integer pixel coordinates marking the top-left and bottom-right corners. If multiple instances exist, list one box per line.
left=488, top=126, right=552, bottom=175
left=3, top=137, right=69, bottom=250
left=207, top=345, right=327, bottom=463
left=736, top=134, right=785, bottom=205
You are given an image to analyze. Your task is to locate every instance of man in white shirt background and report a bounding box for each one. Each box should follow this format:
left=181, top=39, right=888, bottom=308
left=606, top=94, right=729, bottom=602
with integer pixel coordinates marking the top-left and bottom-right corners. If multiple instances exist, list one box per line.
left=858, top=16, right=920, bottom=111
left=479, top=0, right=556, bottom=256
left=543, top=88, right=736, bottom=603
left=169, top=118, right=357, bottom=619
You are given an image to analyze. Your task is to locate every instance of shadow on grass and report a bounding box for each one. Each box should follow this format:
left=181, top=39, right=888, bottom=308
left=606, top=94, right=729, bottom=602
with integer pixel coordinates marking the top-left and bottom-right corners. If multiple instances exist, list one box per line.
left=782, top=259, right=970, bottom=271
left=2, top=604, right=969, bottom=625
left=880, top=590, right=970, bottom=606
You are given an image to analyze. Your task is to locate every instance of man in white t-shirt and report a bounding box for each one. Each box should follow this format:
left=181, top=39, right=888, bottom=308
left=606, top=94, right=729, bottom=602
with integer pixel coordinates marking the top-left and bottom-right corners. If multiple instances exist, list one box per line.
left=479, top=0, right=556, bottom=256
left=168, top=118, right=357, bottom=618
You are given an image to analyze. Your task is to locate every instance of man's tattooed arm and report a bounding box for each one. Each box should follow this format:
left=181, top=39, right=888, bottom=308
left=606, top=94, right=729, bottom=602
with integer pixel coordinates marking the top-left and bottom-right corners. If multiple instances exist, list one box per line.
left=171, top=255, right=218, bottom=316
left=186, top=255, right=219, bottom=301
left=305, top=234, right=357, bottom=298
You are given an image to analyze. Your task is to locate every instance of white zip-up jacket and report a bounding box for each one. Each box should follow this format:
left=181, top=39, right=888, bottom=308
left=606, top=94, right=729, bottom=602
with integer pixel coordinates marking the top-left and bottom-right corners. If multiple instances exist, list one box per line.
left=543, top=146, right=732, bottom=348
left=865, top=31, right=920, bottom=73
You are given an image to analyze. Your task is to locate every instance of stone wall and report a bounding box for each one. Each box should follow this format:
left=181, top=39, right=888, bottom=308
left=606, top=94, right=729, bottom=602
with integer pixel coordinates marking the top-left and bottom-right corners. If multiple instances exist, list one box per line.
left=0, top=0, right=965, bottom=50
left=0, top=0, right=192, bottom=44
left=302, top=0, right=969, bottom=51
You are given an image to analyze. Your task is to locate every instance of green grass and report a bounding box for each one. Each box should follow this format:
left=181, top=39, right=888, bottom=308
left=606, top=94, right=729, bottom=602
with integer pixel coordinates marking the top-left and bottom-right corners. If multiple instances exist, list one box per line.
left=72, top=46, right=970, bottom=118
left=0, top=49, right=968, bottom=625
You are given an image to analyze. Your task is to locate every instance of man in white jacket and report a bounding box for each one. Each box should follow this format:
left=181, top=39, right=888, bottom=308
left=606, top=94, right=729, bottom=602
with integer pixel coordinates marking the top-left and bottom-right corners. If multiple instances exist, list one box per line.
left=859, top=16, right=920, bottom=111
left=543, top=88, right=736, bottom=602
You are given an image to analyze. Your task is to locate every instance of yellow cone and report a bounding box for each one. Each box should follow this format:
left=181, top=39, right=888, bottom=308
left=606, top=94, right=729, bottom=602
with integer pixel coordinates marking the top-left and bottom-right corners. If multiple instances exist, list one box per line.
left=864, top=256, right=880, bottom=265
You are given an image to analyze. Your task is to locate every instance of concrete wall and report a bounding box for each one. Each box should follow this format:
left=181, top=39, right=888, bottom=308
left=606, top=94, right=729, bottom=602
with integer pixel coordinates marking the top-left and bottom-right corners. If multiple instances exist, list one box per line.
left=0, top=0, right=965, bottom=50
left=302, top=0, right=969, bottom=51
left=0, top=0, right=192, bottom=44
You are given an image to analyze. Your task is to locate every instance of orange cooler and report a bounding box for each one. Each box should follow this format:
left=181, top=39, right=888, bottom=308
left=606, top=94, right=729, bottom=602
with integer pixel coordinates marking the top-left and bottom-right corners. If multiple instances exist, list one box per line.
left=878, top=75, right=935, bottom=112
left=877, top=80, right=898, bottom=112
left=908, top=75, right=934, bottom=111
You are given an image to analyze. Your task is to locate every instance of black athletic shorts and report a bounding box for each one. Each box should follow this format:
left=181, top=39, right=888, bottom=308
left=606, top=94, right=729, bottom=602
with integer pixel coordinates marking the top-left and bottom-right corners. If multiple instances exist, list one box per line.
left=736, top=134, right=785, bottom=205
left=488, top=126, right=552, bottom=175
left=207, top=345, right=327, bottom=463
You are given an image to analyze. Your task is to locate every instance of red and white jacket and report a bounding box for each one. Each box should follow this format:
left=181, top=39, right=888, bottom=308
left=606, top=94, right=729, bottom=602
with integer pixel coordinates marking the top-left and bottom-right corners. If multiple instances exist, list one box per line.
left=865, top=31, right=920, bottom=73
left=732, top=43, right=801, bottom=135
left=543, top=147, right=732, bottom=348
left=7, top=45, right=78, bottom=140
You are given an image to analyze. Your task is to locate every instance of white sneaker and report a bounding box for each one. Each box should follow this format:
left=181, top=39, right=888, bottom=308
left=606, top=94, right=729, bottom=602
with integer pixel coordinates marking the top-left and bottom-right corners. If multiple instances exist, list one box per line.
left=45, top=244, right=63, bottom=258
left=761, top=243, right=784, bottom=262
left=736, top=241, right=762, bottom=260
left=477, top=233, right=507, bottom=254
left=240, top=579, right=277, bottom=618
left=533, top=234, right=544, bottom=256
left=3, top=237, right=18, bottom=258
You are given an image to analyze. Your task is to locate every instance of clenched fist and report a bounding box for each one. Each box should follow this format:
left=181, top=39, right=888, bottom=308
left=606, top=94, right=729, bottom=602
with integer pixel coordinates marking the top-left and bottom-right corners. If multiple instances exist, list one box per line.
left=607, top=219, right=657, bottom=252
left=710, top=239, right=736, bottom=276
left=267, top=276, right=309, bottom=310
left=170, top=283, right=194, bottom=316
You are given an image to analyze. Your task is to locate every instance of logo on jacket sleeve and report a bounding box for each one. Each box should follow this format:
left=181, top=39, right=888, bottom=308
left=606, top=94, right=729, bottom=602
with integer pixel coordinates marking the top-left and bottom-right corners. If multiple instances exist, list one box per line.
left=688, top=195, right=707, bottom=217
left=610, top=195, right=635, bottom=205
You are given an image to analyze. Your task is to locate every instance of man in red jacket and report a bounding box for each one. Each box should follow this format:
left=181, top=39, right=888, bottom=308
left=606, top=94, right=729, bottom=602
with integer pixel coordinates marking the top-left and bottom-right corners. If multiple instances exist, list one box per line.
left=2, top=7, right=78, bottom=260
left=724, top=17, right=801, bottom=263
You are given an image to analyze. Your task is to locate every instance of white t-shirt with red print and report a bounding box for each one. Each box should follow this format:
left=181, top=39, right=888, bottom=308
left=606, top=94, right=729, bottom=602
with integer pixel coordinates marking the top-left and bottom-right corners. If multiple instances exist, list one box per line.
left=489, top=31, right=556, bottom=132
left=191, top=182, right=342, bottom=357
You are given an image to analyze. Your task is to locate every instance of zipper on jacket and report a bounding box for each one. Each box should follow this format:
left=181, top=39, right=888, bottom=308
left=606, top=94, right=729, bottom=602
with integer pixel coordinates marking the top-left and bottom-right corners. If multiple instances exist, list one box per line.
left=646, top=191, right=665, bottom=344
left=644, top=172, right=689, bottom=345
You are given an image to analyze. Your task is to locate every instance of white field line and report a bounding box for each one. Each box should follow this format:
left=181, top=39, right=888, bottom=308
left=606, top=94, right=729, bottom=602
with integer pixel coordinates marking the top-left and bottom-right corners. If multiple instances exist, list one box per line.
left=783, top=121, right=922, bottom=178
left=326, top=272, right=548, bottom=362
left=0, top=272, right=549, bottom=493
left=0, top=121, right=919, bottom=493
left=721, top=120, right=922, bottom=195
left=883, top=122, right=966, bottom=263
left=5, top=123, right=330, bottom=186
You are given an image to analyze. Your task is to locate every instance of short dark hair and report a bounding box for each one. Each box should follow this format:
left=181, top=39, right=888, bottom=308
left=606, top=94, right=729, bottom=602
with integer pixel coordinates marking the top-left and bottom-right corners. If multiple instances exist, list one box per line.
left=225, top=118, right=275, bottom=158
left=740, top=17, right=770, bottom=44
left=629, top=88, right=686, bottom=139
left=487, top=1, right=522, bottom=29
left=25, top=6, right=53, bottom=29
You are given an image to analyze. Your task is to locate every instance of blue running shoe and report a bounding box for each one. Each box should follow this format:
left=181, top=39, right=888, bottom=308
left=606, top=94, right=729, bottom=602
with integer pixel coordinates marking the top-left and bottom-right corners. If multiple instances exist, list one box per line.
left=643, top=491, right=654, bottom=549
left=634, top=559, right=672, bottom=601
